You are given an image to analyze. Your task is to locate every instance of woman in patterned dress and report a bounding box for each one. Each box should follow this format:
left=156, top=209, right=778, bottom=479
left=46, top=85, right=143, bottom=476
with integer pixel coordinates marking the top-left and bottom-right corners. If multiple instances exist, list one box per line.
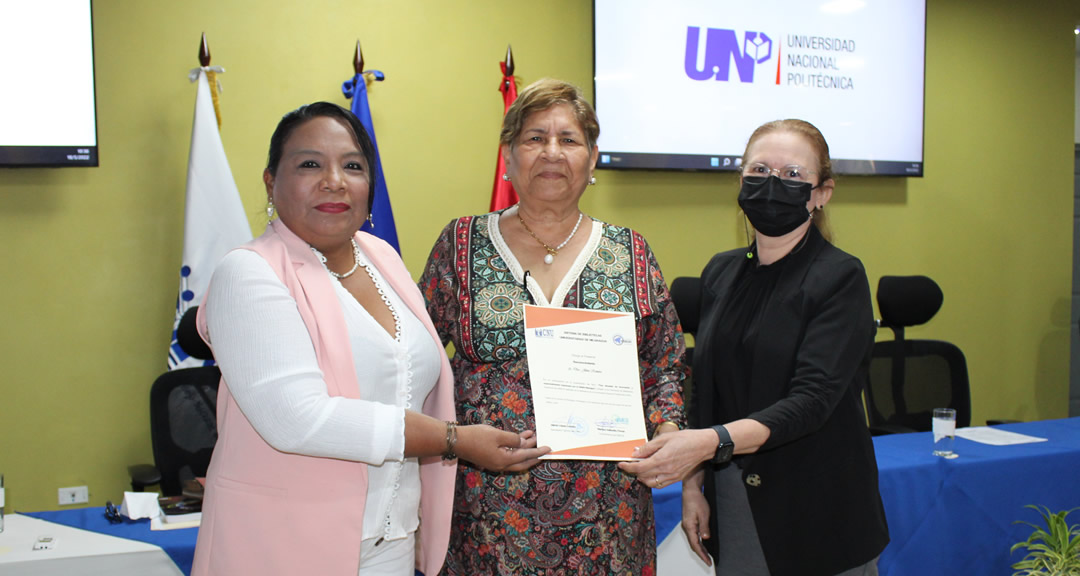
left=421, top=79, right=687, bottom=575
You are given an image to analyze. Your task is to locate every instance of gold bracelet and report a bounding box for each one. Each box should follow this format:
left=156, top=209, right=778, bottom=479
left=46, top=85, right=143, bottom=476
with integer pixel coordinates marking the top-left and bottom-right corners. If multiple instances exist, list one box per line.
left=655, top=421, right=680, bottom=436
left=442, top=421, right=459, bottom=461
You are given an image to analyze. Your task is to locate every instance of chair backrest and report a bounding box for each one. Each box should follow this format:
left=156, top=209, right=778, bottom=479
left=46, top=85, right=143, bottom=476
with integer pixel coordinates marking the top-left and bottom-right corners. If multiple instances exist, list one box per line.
left=670, top=276, right=701, bottom=411
left=151, top=305, right=219, bottom=495
left=867, top=340, right=971, bottom=432
left=866, top=276, right=971, bottom=434
left=149, top=366, right=219, bottom=495
left=670, top=276, right=701, bottom=365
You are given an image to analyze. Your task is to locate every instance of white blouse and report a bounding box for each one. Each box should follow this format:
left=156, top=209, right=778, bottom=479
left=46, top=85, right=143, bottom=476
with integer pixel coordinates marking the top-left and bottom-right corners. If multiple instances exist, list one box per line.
left=204, top=246, right=441, bottom=543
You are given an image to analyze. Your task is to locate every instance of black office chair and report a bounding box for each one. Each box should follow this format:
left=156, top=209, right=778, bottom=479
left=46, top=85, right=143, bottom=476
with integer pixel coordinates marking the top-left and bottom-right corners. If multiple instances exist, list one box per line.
left=670, top=277, right=701, bottom=364
left=865, top=276, right=971, bottom=436
left=129, top=306, right=219, bottom=495
left=670, top=277, right=701, bottom=410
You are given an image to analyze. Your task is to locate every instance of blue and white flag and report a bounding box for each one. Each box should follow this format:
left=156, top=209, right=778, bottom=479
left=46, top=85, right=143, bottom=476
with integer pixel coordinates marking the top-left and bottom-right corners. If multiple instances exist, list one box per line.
left=168, top=67, right=252, bottom=369
left=342, top=71, right=399, bottom=253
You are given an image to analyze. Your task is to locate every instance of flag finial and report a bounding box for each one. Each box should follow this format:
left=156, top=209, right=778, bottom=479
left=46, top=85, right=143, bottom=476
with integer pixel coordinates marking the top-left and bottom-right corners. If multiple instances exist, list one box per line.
left=353, top=41, right=364, bottom=76
left=199, top=33, right=211, bottom=67
left=504, top=44, right=515, bottom=77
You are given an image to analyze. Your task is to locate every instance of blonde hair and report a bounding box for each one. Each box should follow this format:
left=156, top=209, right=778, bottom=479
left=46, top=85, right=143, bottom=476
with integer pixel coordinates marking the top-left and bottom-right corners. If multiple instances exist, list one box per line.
left=742, top=119, right=834, bottom=242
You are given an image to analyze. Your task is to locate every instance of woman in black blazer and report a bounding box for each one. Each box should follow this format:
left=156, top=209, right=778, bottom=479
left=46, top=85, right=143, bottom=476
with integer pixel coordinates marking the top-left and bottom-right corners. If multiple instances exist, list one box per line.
left=621, top=119, right=888, bottom=576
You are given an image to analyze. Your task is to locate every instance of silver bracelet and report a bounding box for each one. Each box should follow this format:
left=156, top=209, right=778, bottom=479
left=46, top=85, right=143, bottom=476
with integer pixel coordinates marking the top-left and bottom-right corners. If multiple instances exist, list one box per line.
left=442, top=421, right=458, bottom=461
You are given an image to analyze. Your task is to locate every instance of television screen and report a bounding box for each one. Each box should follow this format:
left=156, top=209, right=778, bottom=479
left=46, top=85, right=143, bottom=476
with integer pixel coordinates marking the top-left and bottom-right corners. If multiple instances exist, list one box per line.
left=594, top=0, right=926, bottom=176
left=0, top=0, right=98, bottom=167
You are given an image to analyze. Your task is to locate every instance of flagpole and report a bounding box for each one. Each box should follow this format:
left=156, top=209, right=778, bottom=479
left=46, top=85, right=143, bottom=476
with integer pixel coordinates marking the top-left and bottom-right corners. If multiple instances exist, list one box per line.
left=490, top=45, right=519, bottom=212
left=199, top=33, right=222, bottom=129
left=342, top=41, right=400, bottom=253
left=503, top=44, right=515, bottom=91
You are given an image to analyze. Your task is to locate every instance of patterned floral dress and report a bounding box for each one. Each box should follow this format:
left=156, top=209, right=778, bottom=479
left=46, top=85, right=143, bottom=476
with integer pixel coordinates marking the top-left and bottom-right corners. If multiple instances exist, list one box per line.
left=420, top=209, right=687, bottom=576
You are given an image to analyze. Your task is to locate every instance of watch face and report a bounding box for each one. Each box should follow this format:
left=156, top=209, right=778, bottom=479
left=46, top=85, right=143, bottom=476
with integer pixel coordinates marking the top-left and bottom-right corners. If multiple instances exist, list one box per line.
left=716, top=442, right=734, bottom=463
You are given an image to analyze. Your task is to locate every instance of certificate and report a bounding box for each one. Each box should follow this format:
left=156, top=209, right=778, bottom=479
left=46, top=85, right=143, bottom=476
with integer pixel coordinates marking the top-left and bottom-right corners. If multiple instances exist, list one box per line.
left=523, top=304, right=647, bottom=460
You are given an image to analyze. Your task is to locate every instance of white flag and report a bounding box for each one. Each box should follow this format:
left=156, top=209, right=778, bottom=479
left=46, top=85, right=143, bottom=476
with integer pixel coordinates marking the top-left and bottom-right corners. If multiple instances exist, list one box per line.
left=168, top=68, right=252, bottom=369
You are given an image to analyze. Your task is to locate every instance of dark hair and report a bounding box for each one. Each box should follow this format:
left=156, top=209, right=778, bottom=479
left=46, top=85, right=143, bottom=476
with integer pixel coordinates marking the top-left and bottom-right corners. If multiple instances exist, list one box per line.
left=742, top=118, right=834, bottom=241
left=499, top=78, right=600, bottom=153
left=265, top=101, right=377, bottom=213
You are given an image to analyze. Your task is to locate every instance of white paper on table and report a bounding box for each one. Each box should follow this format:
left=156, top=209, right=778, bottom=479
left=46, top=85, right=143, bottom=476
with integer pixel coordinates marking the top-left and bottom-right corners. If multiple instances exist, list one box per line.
left=955, top=426, right=1048, bottom=446
left=150, top=513, right=201, bottom=531
left=523, top=305, right=647, bottom=460
left=119, top=491, right=160, bottom=520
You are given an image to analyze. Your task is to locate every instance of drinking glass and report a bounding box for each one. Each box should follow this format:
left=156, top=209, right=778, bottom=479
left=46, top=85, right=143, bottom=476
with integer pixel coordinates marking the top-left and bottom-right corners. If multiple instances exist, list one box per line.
left=932, top=408, right=957, bottom=457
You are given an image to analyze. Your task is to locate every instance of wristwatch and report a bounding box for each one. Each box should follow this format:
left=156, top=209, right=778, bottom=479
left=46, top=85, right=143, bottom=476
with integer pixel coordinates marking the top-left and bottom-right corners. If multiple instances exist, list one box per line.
left=711, top=425, right=735, bottom=464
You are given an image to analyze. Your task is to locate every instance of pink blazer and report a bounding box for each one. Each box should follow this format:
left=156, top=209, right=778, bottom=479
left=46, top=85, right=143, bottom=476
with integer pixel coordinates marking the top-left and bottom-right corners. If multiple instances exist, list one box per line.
left=192, top=219, right=457, bottom=576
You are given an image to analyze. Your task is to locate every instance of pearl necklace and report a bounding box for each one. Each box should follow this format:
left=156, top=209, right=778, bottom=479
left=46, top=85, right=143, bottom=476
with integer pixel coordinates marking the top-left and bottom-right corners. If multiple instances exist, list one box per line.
left=518, top=211, right=584, bottom=265
left=310, top=239, right=362, bottom=279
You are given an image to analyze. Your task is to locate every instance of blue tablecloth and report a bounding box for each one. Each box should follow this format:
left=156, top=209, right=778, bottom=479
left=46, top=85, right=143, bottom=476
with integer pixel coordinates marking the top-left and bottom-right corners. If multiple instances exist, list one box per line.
left=23, top=418, right=1080, bottom=576
left=650, top=417, right=1080, bottom=575
left=24, top=507, right=196, bottom=575
left=874, top=417, right=1080, bottom=576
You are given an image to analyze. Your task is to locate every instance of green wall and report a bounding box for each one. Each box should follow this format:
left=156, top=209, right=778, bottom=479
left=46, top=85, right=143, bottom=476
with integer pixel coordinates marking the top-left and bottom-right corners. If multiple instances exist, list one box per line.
left=0, top=1, right=1076, bottom=512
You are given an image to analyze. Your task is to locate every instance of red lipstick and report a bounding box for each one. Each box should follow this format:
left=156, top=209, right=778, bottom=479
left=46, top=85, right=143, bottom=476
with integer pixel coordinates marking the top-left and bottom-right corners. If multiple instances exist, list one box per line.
left=316, top=203, right=349, bottom=213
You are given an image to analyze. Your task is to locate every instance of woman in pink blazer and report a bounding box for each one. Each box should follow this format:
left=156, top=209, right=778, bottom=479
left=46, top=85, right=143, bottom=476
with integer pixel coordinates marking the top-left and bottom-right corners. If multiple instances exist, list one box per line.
left=192, top=102, right=548, bottom=576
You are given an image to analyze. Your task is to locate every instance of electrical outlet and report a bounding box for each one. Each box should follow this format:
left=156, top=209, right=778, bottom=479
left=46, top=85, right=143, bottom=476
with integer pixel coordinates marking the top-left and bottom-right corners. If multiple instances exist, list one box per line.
left=58, top=486, right=88, bottom=505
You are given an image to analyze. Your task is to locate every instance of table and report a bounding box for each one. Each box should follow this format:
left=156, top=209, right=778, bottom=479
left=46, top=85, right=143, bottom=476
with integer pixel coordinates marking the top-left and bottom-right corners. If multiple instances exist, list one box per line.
left=16, top=418, right=1080, bottom=576
left=874, top=417, right=1080, bottom=576
left=651, top=417, right=1080, bottom=576
left=0, top=513, right=185, bottom=575
left=22, top=507, right=196, bottom=575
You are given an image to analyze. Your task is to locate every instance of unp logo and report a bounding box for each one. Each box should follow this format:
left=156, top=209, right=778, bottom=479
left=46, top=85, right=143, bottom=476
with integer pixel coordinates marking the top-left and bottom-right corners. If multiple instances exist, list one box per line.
left=685, top=26, right=772, bottom=83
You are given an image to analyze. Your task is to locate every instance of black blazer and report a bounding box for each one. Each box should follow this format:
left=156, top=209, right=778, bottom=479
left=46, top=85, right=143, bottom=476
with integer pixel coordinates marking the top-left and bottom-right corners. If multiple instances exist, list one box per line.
left=692, top=226, right=889, bottom=576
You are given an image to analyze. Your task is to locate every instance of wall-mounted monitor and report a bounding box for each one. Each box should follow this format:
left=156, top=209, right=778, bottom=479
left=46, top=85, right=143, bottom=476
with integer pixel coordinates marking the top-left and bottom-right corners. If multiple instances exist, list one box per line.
left=594, top=0, right=926, bottom=176
left=0, top=0, right=98, bottom=167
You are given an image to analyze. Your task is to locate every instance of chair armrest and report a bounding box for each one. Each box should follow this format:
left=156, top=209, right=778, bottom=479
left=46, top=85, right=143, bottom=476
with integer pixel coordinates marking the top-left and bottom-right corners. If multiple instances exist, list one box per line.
left=128, top=464, right=162, bottom=492
left=985, top=419, right=1022, bottom=426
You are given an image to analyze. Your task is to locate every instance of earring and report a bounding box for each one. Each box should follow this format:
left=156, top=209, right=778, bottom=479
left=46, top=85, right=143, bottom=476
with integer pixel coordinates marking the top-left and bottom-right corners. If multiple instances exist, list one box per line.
left=365, top=212, right=375, bottom=229
left=589, top=177, right=597, bottom=186
left=502, top=173, right=510, bottom=182
left=266, top=201, right=275, bottom=219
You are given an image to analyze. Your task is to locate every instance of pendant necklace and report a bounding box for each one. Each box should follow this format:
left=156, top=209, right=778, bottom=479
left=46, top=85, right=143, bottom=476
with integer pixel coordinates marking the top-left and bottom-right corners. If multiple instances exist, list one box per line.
left=518, top=211, right=584, bottom=265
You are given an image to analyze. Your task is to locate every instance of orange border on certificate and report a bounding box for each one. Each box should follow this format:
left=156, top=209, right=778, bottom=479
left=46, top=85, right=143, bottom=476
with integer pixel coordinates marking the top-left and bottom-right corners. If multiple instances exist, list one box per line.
left=545, top=438, right=647, bottom=459
left=523, top=305, right=627, bottom=329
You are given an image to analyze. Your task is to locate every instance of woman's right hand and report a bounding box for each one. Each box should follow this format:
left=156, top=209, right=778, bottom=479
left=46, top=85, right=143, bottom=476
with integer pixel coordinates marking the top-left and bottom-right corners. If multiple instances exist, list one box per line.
left=456, top=425, right=550, bottom=472
left=682, top=478, right=713, bottom=566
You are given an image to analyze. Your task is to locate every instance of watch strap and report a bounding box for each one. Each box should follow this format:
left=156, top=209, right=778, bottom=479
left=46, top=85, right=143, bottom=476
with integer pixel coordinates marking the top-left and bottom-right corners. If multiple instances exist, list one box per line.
left=711, top=424, right=735, bottom=463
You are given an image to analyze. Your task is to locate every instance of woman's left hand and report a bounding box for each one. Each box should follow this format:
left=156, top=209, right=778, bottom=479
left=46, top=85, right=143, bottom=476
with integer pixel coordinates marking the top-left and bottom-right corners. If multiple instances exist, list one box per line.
left=617, top=429, right=718, bottom=488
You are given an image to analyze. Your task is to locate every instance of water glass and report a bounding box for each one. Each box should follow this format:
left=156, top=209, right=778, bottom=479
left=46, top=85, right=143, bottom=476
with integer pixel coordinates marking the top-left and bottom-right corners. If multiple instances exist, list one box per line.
left=932, top=408, right=956, bottom=457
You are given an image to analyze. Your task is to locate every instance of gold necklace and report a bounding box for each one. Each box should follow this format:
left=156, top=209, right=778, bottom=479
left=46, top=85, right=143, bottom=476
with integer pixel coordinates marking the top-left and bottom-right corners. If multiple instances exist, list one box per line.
left=517, top=211, right=584, bottom=265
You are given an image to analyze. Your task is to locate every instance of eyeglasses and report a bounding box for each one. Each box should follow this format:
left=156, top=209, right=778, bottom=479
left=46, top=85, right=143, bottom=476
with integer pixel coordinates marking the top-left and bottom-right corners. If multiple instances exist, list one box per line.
left=104, top=501, right=123, bottom=524
left=742, top=163, right=817, bottom=187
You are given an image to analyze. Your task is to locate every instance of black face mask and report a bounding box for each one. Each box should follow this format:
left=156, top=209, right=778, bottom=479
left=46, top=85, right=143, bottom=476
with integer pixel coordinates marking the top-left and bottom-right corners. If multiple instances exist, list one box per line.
left=738, top=175, right=813, bottom=237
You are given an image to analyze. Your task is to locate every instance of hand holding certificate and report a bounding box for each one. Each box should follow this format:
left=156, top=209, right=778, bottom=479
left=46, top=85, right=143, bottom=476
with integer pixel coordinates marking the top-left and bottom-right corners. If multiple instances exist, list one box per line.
left=523, top=304, right=648, bottom=460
